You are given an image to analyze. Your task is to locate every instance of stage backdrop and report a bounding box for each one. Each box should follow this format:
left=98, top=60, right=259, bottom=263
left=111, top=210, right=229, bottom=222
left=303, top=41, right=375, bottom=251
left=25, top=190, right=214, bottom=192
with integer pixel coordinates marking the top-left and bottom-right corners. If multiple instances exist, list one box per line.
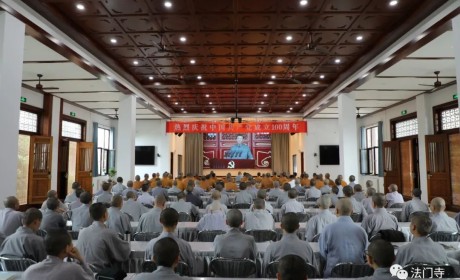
left=203, top=133, right=271, bottom=169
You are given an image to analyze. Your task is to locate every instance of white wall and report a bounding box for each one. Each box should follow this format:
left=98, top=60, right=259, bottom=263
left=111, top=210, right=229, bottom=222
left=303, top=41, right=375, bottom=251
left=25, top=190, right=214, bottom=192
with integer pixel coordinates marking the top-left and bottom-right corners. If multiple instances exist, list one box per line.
left=303, top=119, right=341, bottom=177
left=289, top=133, right=304, bottom=175
left=135, top=120, right=172, bottom=177
left=171, top=133, right=185, bottom=177
left=21, top=87, right=43, bottom=108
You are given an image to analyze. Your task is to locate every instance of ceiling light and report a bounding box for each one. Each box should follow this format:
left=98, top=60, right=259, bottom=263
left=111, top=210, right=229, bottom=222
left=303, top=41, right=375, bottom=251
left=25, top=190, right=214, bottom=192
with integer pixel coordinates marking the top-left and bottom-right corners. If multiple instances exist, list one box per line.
left=174, top=102, right=178, bottom=105
left=205, top=94, right=209, bottom=97
left=149, top=76, right=154, bottom=80
left=197, top=75, right=202, bottom=80
left=319, top=74, right=325, bottom=79
left=212, top=108, right=215, bottom=111
left=190, top=59, right=196, bottom=64
left=389, top=0, right=398, bottom=6
left=180, top=108, right=184, bottom=111
left=286, top=110, right=291, bottom=113
left=356, top=35, right=363, bottom=41
left=271, top=75, right=276, bottom=79
left=300, top=0, right=308, bottom=6
left=164, top=1, right=172, bottom=8
left=263, top=93, right=268, bottom=97
left=154, top=82, right=161, bottom=86
left=290, top=107, right=293, bottom=110
left=295, top=101, right=299, bottom=104
left=258, top=108, right=262, bottom=110
left=334, top=58, right=341, bottom=64
left=313, top=81, right=319, bottom=85
left=302, top=94, right=307, bottom=97
left=277, top=58, right=283, bottom=63
left=179, top=36, right=186, bottom=42
left=110, top=38, right=117, bottom=44
left=167, top=95, right=171, bottom=98
left=76, top=3, right=85, bottom=10
left=286, top=35, right=293, bottom=41
left=261, top=101, right=265, bottom=104
left=133, top=60, right=139, bottom=65
left=209, top=102, right=212, bottom=105
left=183, top=111, right=187, bottom=113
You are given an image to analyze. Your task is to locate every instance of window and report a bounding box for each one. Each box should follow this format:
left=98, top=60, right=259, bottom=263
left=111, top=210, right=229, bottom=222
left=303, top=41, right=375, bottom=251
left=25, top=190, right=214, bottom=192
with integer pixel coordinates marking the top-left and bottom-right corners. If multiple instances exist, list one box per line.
left=395, top=118, right=418, bottom=138
left=19, top=110, right=39, bottom=133
left=62, top=120, right=83, bottom=139
left=360, top=126, right=379, bottom=175
left=97, top=127, right=110, bottom=176
left=440, top=107, right=459, bottom=130
left=434, top=101, right=459, bottom=133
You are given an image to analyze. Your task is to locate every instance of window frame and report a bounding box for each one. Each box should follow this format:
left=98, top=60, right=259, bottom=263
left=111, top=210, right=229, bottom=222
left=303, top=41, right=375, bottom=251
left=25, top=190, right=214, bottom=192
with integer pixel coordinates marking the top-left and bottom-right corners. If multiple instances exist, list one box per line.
left=97, top=127, right=111, bottom=176
left=390, top=112, right=418, bottom=141
left=360, top=125, right=380, bottom=176
left=60, top=116, right=86, bottom=141
left=433, top=101, right=459, bottom=135
left=19, top=104, right=42, bottom=135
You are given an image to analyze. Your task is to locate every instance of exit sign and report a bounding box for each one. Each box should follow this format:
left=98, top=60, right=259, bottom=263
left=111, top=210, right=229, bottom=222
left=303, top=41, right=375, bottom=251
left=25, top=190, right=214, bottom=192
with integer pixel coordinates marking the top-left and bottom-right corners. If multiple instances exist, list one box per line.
left=401, top=110, right=407, bottom=116
left=20, top=97, right=27, bottom=103
left=70, top=112, right=76, bottom=117
left=454, top=94, right=458, bottom=100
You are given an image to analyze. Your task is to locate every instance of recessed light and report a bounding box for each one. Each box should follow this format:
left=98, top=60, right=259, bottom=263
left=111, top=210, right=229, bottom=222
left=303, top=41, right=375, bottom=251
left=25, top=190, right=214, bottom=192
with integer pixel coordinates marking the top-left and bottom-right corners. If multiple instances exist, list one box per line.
left=300, top=0, right=308, bottom=6
left=290, top=107, right=293, bottom=110
left=167, top=95, right=171, bottom=98
left=149, top=76, right=154, bottom=80
left=197, top=75, right=202, bottom=80
left=183, top=111, right=187, bottom=113
left=302, top=94, right=307, bottom=97
left=190, top=59, right=196, bottom=64
left=76, top=3, right=85, bottom=10
left=164, top=1, right=172, bottom=8
left=286, top=35, right=293, bottom=41
left=258, top=108, right=262, bottom=110
left=263, top=93, right=268, bottom=97
left=389, top=0, right=398, bottom=6
left=313, top=81, right=319, bottom=85
left=334, top=58, right=341, bottom=64
left=295, top=101, right=299, bottom=104
left=271, top=75, right=276, bottom=79
left=181, top=108, right=184, bottom=111
left=319, top=74, right=325, bottom=79
left=209, top=102, right=212, bottom=105
left=286, top=110, right=291, bottom=113
left=277, top=58, right=283, bottom=63
left=133, top=60, right=139, bottom=65
left=179, top=36, right=186, bottom=42
left=110, top=38, right=117, bottom=44
left=154, top=82, right=161, bottom=86
left=261, top=101, right=265, bottom=104
left=174, top=102, right=178, bottom=105
left=205, top=94, right=209, bottom=97
left=212, top=108, right=215, bottom=110
left=356, top=35, right=363, bottom=41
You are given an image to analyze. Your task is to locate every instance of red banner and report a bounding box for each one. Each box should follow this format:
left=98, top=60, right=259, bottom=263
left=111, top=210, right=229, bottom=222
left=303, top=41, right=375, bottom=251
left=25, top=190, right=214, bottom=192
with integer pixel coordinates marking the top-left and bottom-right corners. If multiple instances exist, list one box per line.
left=166, top=121, right=307, bottom=133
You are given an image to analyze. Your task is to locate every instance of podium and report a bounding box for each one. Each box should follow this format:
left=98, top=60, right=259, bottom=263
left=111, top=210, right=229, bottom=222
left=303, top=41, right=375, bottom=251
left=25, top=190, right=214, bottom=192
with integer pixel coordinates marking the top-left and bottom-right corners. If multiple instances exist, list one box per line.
left=209, top=159, right=255, bottom=169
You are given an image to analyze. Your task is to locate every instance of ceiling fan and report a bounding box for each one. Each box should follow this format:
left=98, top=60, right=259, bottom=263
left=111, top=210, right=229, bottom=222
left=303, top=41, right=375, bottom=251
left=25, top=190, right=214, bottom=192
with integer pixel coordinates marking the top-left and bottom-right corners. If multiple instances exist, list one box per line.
left=356, top=107, right=361, bottom=119
left=153, top=33, right=188, bottom=54
left=419, top=71, right=442, bottom=91
left=290, top=32, right=329, bottom=55
left=35, top=74, right=59, bottom=90
left=106, top=108, right=118, bottom=120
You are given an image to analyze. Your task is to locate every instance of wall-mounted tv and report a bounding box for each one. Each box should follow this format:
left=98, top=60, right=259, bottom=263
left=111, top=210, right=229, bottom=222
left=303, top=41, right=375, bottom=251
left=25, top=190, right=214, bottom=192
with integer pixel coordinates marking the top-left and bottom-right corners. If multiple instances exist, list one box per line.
left=319, top=145, right=340, bottom=165
left=135, top=146, right=155, bottom=165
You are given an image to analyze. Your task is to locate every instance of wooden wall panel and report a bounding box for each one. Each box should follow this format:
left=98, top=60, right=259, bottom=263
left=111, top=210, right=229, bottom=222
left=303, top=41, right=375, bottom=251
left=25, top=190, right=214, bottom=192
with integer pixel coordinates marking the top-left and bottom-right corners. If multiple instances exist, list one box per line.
left=450, top=134, right=460, bottom=206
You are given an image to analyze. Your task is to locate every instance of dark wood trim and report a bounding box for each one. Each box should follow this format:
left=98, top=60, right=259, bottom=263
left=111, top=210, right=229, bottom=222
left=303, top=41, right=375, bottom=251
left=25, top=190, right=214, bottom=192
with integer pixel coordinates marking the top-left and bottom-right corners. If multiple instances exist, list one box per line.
left=41, top=93, right=52, bottom=136
left=61, top=115, right=87, bottom=142
left=57, top=99, right=64, bottom=199
left=390, top=112, right=418, bottom=141
left=433, top=100, right=460, bottom=134
left=19, top=103, right=42, bottom=135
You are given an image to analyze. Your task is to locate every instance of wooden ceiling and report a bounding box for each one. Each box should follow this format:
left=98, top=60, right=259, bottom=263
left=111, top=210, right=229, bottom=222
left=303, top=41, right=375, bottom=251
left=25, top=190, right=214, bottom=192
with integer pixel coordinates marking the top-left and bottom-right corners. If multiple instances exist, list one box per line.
left=20, top=0, right=450, bottom=115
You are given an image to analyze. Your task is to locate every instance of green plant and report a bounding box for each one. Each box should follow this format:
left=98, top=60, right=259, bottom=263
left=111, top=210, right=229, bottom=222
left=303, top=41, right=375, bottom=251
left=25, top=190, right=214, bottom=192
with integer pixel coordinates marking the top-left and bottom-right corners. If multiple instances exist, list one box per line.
left=108, top=168, right=117, bottom=179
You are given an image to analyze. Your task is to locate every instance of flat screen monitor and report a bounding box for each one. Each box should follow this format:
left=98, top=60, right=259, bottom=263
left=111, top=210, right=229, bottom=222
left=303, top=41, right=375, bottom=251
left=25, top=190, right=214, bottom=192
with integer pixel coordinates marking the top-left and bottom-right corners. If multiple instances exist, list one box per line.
left=135, top=146, right=155, bottom=165
left=319, top=145, right=340, bottom=165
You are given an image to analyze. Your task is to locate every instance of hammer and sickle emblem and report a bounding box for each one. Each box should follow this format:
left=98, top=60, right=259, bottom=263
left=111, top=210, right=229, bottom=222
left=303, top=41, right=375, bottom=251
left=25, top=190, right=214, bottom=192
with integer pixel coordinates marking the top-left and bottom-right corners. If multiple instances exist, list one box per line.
left=228, top=161, right=235, bottom=169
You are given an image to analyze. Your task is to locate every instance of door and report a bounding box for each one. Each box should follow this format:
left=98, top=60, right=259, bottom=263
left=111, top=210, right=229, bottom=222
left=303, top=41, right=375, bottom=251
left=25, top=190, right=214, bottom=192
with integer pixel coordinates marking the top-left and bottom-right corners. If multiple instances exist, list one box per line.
left=400, top=139, right=416, bottom=197
left=383, top=141, right=401, bottom=193
left=300, top=152, right=305, bottom=174
left=426, top=134, right=451, bottom=204
left=28, top=136, right=53, bottom=204
left=76, top=142, right=93, bottom=194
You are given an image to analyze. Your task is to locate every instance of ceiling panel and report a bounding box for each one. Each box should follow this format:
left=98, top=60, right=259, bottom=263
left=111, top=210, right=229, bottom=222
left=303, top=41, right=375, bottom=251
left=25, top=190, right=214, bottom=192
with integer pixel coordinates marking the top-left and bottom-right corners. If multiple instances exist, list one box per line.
left=76, top=101, right=119, bottom=109
left=379, top=58, right=456, bottom=77
left=357, top=77, right=455, bottom=91
left=354, top=90, right=419, bottom=100
left=23, top=62, right=96, bottom=80
left=23, top=80, right=116, bottom=92
left=53, top=92, right=124, bottom=102
left=23, top=36, right=68, bottom=61
left=408, top=31, right=454, bottom=58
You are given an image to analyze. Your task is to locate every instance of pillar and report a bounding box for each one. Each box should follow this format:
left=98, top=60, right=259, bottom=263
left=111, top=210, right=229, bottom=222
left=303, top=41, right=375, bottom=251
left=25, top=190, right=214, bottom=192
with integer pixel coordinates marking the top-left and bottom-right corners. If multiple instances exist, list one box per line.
left=453, top=15, right=460, bottom=111
left=416, top=93, right=432, bottom=203
left=338, top=93, right=359, bottom=182
left=116, top=95, right=136, bottom=180
left=0, top=12, right=25, bottom=199
left=50, top=96, right=61, bottom=190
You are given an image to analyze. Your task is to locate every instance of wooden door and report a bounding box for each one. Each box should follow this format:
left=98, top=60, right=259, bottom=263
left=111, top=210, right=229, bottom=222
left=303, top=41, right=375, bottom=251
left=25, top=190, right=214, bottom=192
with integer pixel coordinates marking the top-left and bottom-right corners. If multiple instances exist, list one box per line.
left=400, top=139, right=416, bottom=197
left=28, top=136, right=53, bottom=204
left=426, top=134, right=451, bottom=204
left=76, top=142, right=93, bottom=194
left=450, top=133, right=460, bottom=206
left=383, top=141, right=401, bottom=193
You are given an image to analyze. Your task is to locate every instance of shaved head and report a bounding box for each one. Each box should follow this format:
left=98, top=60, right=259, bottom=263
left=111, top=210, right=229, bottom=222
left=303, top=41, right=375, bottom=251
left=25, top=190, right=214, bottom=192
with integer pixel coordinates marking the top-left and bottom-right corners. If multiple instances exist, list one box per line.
left=336, top=198, right=353, bottom=216
left=430, top=197, right=446, bottom=212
